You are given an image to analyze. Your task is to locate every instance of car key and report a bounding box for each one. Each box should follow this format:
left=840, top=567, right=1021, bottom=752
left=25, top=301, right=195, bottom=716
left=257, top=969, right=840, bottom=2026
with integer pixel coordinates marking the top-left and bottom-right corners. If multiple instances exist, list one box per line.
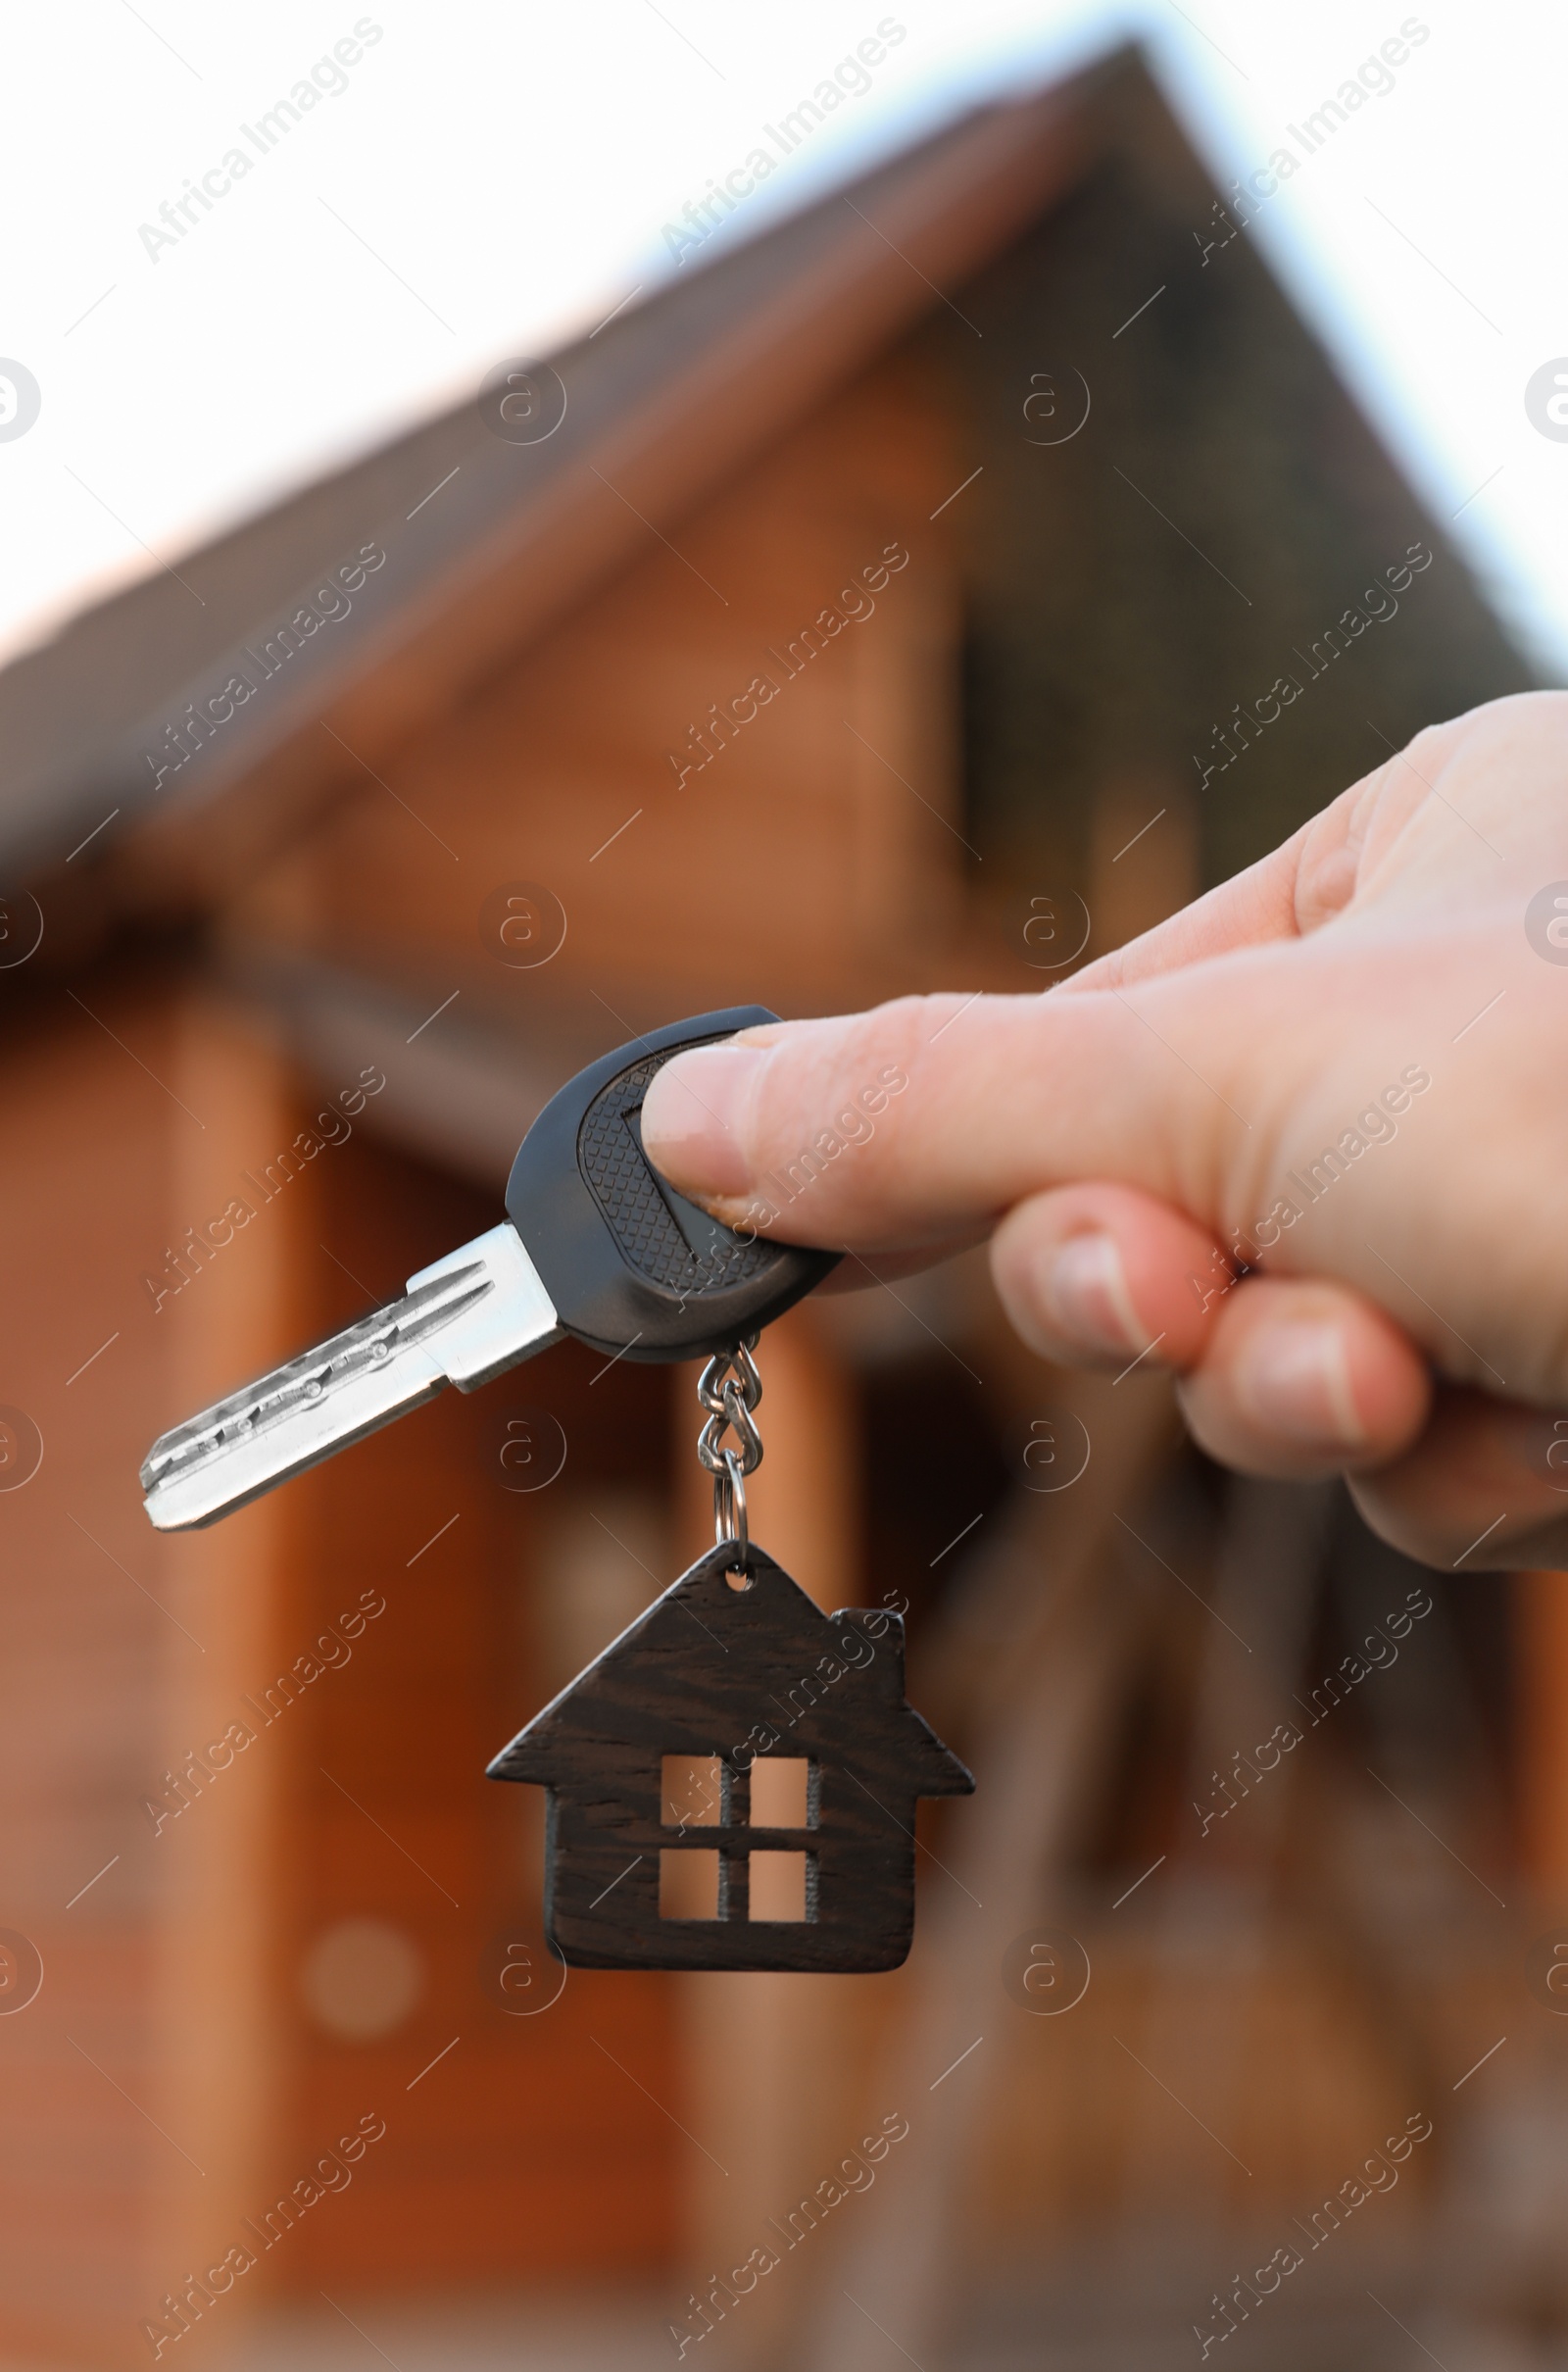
left=140, top=1007, right=836, bottom=1533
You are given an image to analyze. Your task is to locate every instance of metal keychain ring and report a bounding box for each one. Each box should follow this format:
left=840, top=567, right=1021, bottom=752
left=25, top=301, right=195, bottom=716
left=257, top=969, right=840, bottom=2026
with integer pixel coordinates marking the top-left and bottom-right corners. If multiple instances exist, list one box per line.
left=713, top=1446, right=750, bottom=1566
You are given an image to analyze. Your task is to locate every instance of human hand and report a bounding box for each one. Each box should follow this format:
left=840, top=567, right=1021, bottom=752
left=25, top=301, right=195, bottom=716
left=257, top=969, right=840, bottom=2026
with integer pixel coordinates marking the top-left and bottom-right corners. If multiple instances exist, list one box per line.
left=641, top=692, right=1568, bottom=1572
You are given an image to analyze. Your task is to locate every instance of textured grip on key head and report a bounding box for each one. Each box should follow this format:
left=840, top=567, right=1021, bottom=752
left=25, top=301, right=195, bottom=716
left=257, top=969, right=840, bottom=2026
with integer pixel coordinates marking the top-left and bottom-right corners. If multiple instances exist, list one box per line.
left=505, top=1008, right=840, bottom=1360
left=576, top=1052, right=776, bottom=1296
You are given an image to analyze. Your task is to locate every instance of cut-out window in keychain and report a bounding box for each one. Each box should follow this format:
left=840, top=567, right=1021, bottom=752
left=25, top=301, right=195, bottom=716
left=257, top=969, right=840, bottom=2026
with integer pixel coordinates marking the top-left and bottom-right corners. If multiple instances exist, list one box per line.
left=487, top=1340, right=975, bottom=1972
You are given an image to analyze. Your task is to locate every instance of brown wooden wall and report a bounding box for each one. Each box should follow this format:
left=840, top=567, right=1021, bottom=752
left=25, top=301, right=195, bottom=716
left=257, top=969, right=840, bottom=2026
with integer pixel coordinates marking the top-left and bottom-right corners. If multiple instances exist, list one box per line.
left=0, top=990, right=301, bottom=2367
left=226, top=355, right=997, bottom=1030
left=0, top=982, right=695, bottom=2366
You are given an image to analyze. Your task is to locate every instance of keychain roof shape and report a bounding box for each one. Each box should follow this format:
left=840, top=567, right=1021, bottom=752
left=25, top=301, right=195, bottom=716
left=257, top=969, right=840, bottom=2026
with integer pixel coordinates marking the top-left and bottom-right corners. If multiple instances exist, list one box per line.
left=489, top=1542, right=974, bottom=1972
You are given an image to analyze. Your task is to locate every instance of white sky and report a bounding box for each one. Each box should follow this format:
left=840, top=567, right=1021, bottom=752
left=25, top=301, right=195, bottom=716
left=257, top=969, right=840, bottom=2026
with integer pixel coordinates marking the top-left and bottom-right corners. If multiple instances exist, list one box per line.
left=3, top=0, right=1564, bottom=674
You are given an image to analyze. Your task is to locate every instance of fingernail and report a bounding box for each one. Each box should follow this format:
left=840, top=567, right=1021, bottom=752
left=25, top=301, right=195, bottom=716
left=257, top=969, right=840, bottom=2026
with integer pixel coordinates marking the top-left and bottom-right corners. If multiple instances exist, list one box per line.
left=1240, top=1323, right=1367, bottom=1448
left=1041, top=1233, right=1144, bottom=1358
left=640, top=1043, right=767, bottom=1198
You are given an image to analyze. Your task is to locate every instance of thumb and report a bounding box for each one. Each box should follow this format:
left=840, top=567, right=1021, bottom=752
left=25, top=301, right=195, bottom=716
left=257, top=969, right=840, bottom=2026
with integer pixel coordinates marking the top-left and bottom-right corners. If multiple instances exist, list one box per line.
left=639, top=987, right=1254, bottom=1252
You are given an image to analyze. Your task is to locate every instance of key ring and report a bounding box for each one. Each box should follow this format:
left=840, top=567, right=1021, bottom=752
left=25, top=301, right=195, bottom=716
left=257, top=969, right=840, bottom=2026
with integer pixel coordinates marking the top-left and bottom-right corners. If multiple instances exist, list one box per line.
left=696, top=1336, right=761, bottom=1570
left=712, top=1447, right=750, bottom=1564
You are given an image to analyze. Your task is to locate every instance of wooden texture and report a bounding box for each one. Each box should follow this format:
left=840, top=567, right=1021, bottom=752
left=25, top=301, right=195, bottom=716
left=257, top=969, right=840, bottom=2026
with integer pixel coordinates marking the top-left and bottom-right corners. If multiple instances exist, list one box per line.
left=225, top=355, right=975, bottom=1035
left=0, top=989, right=301, bottom=2368
left=491, top=1543, right=973, bottom=1972
left=1515, top=1569, right=1568, bottom=1899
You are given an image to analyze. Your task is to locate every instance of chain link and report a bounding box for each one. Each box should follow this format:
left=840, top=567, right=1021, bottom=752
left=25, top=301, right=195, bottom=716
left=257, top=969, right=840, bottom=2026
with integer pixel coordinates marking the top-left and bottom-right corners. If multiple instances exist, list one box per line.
left=697, top=1336, right=761, bottom=1558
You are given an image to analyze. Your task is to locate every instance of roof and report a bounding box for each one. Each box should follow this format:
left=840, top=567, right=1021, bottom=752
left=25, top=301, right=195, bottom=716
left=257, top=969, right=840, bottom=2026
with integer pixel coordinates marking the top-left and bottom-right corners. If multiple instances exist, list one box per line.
left=488, top=1542, right=973, bottom=1797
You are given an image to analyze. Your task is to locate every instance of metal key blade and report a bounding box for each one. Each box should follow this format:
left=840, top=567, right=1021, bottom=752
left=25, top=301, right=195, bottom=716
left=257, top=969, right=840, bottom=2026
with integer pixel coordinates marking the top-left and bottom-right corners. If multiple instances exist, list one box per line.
left=141, top=1223, right=562, bottom=1533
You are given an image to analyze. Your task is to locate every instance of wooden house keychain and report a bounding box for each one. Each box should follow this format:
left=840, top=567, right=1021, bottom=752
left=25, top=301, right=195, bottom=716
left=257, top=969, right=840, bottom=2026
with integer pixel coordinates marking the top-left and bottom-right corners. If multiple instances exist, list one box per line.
left=488, top=1334, right=974, bottom=1972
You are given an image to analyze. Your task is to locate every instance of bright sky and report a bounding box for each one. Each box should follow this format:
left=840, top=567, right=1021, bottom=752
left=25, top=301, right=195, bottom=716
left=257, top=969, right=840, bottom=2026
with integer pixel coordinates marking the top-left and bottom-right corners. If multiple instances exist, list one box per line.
left=3, top=0, right=1564, bottom=674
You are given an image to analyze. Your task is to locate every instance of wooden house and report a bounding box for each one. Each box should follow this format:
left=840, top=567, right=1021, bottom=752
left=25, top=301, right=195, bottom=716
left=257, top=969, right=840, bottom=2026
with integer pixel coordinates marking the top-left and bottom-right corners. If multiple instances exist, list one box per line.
left=489, top=1541, right=972, bottom=1971
left=0, top=42, right=1548, bottom=2371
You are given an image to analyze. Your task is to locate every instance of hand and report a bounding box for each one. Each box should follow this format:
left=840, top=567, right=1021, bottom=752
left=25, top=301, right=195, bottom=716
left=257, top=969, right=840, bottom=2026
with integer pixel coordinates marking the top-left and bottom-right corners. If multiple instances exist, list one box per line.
left=641, top=692, right=1568, bottom=1572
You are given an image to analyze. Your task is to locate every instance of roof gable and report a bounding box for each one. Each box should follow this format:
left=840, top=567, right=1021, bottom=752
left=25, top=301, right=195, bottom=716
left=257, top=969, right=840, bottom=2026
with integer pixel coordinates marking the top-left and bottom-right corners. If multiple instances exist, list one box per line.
left=488, top=1541, right=972, bottom=1798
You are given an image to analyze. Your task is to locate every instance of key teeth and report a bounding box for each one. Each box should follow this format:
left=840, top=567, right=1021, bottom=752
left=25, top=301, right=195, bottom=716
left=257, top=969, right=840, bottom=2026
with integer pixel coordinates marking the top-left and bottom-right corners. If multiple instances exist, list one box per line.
left=137, top=1262, right=494, bottom=1496
left=136, top=1226, right=560, bottom=1531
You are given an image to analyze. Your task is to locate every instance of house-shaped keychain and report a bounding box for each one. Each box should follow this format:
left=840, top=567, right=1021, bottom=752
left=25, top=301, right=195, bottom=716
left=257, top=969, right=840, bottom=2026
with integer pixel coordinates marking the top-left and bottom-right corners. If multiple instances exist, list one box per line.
left=488, top=1542, right=974, bottom=1972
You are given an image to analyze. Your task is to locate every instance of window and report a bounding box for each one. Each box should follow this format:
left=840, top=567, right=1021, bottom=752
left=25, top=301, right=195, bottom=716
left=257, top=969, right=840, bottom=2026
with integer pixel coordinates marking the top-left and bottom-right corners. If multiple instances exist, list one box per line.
left=655, top=1755, right=816, bottom=1921
left=659, top=1849, right=720, bottom=1920
left=749, top=1755, right=811, bottom=1828
left=749, top=1851, right=810, bottom=1922
left=661, top=1754, right=724, bottom=1829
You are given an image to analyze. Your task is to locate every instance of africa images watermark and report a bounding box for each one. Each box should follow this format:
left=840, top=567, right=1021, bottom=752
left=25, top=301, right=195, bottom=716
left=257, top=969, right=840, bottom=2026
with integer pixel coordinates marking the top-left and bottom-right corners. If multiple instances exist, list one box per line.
left=141, top=2113, right=388, bottom=2357
left=665, top=540, right=909, bottom=790
left=667, top=1593, right=913, bottom=1833
left=1193, top=2113, right=1434, bottom=2358
left=667, top=2110, right=911, bottom=2355
left=663, top=1594, right=915, bottom=1831
left=142, top=539, right=387, bottom=798
left=1193, top=16, right=1431, bottom=267
left=136, top=19, right=384, bottom=263
left=732, top=1595, right=910, bottom=1770
left=1193, top=1587, right=1435, bottom=1839
left=731, top=1062, right=910, bottom=1238
left=661, top=18, right=906, bottom=267
left=1192, top=544, right=1434, bottom=793
left=1187, top=1062, right=1432, bottom=1307
left=140, top=1588, right=386, bottom=1836
left=140, top=1062, right=386, bottom=1312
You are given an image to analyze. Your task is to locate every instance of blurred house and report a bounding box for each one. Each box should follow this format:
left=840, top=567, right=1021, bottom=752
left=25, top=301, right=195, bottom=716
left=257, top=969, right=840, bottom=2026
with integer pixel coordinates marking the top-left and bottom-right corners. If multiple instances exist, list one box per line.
left=0, top=43, right=1551, bottom=2372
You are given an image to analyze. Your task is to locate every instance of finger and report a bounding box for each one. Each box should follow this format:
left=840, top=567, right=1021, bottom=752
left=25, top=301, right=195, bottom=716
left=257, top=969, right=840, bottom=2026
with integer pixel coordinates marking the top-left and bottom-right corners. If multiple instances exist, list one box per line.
left=990, top=1182, right=1231, bottom=1371
left=1063, top=708, right=1491, bottom=1000
left=1040, top=726, right=1450, bottom=1001
left=1060, top=810, right=1315, bottom=995
left=639, top=986, right=1260, bottom=1250
left=1176, top=1275, right=1432, bottom=1479
left=1350, top=1386, right=1568, bottom=1570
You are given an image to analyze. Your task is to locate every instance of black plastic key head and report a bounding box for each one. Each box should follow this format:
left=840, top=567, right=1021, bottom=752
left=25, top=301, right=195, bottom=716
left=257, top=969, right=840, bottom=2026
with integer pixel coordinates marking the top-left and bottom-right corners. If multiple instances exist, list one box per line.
left=505, top=1008, right=839, bottom=1359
